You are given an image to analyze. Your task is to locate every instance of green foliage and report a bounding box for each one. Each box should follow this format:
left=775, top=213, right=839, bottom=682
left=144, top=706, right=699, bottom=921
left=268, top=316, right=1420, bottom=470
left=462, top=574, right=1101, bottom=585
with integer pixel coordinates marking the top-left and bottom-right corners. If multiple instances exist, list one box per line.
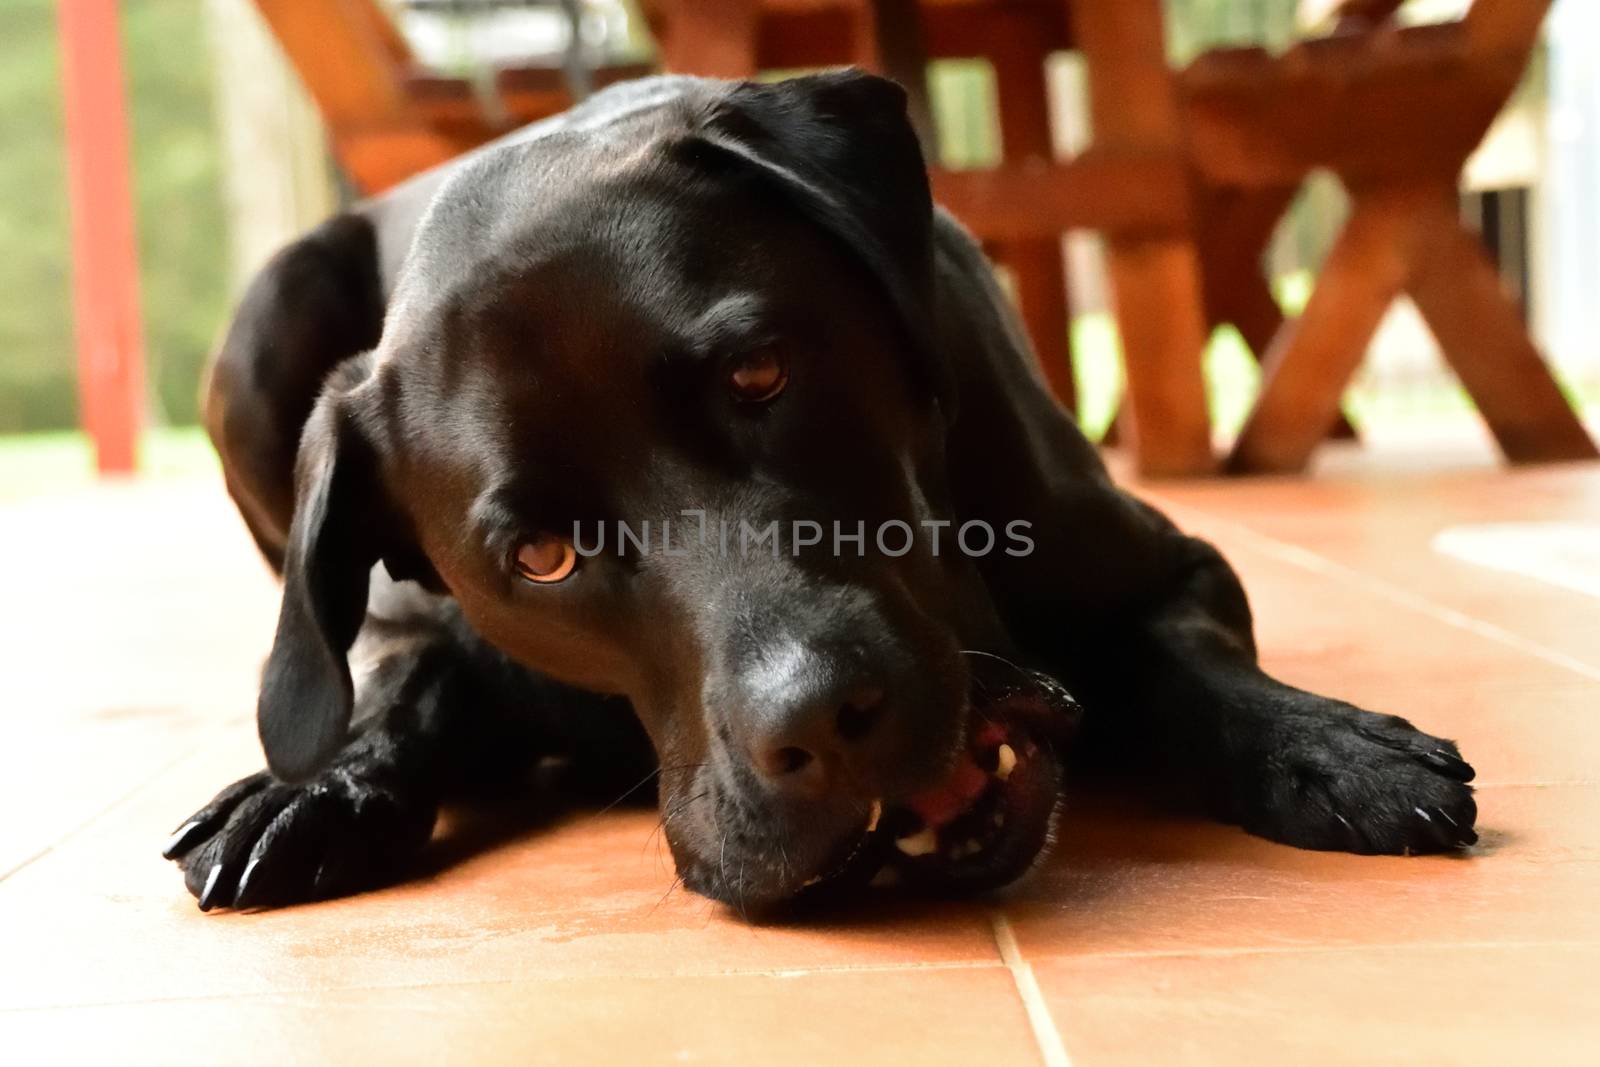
left=0, top=0, right=73, bottom=431
left=929, top=60, right=999, bottom=170
left=123, top=0, right=231, bottom=427
left=0, top=424, right=218, bottom=500
left=0, top=0, right=230, bottom=433
left=1164, top=0, right=1303, bottom=62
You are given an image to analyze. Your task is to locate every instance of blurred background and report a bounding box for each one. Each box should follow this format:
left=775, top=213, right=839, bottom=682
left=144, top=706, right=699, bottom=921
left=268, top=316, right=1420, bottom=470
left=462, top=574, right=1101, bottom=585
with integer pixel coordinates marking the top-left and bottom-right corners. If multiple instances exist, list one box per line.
left=3, top=0, right=1597, bottom=493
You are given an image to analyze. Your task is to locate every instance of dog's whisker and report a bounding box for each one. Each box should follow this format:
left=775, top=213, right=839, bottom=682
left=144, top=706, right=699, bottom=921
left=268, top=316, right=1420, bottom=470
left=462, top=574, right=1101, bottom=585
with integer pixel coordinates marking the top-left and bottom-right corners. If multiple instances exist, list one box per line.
left=735, top=855, right=750, bottom=925
left=593, top=766, right=661, bottom=818
left=655, top=761, right=710, bottom=781
left=595, top=762, right=708, bottom=829
left=775, top=834, right=793, bottom=884
left=716, top=832, right=731, bottom=914
left=649, top=873, right=686, bottom=914
left=644, top=789, right=707, bottom=857
left=958, top=648, right=1021, bottom=665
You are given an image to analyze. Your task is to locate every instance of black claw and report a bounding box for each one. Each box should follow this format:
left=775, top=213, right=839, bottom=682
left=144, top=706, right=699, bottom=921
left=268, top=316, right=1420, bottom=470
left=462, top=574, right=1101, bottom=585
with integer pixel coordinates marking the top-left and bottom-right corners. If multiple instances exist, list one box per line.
left=1413, top=805, right=1475, bottom=851
left=311, top=860, right=334, bottom=898
left=164, top=773, right=274, bottom=865
left=1331, top=811, right=1367, bottom=851
left=1417, top=810, right=1452, bottom=851
left=1418, top=749, right=1475, bottom=782
left=161, top=819, right=209, bottom=860
left=1441, top=807, right=1479, bottom=848
left=196, top=863, right=227, bottom=912
left=232, top=856, right=262, bottom=910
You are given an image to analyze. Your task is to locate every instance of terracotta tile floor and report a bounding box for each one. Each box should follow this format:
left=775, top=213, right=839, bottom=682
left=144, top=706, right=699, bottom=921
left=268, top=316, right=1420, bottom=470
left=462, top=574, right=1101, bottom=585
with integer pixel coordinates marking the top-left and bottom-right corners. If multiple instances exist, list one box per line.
left=4, top=448, right=1598, bottom=1064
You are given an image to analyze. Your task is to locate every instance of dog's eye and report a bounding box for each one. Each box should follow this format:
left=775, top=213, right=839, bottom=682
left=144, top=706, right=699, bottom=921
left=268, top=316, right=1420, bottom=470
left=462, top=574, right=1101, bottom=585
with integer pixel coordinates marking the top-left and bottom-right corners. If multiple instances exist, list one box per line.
left=513, top=535, right=577, bottom=584
left=727, top=346, right=788, bottom=404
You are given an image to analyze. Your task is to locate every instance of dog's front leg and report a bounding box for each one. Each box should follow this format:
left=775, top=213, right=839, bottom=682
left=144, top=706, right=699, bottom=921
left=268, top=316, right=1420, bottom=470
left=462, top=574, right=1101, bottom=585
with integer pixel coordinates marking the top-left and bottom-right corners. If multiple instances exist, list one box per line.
left=1057, top=536, right=1479, bottom=855
left=932, top=211, right=1475, bottom=855
left=162, top=628, right=639, bottom=911
left=164, top=709, right=440, bottom=911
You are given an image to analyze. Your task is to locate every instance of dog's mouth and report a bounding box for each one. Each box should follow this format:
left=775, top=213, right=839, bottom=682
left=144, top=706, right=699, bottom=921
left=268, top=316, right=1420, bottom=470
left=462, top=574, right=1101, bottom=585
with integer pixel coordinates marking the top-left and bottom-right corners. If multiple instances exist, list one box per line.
left=803, top=662, right=1081, bottom=899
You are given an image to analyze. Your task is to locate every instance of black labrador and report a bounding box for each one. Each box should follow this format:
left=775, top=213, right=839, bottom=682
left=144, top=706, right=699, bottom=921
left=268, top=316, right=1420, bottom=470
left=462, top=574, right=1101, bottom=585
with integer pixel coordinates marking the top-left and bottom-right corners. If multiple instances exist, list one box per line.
left=165, top=72, right=1476, bottom=913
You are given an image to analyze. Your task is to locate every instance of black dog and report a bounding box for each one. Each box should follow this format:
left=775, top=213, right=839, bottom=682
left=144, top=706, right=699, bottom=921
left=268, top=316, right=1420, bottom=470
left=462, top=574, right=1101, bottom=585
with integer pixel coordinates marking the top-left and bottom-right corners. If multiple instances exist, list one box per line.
left=165, top=72, right=1476, bottom=913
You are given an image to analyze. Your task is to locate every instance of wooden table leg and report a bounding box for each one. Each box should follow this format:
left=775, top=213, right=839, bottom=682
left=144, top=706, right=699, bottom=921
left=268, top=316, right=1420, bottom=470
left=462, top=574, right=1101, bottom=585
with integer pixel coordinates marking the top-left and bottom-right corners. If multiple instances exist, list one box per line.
left=1227, top=185, right=1430, bottom=474
left=1070, top=0, right=1213, bottom=476
left=991, top=22, right=1074, bottom=412
left=1408, top=197, right=1598, bottom=463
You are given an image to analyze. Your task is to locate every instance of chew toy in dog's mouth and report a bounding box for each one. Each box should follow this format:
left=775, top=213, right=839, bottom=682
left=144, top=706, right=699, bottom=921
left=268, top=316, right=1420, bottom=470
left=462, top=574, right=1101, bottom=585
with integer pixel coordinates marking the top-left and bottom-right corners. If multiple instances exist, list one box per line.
left=804, top=665, right=1081, bottom=898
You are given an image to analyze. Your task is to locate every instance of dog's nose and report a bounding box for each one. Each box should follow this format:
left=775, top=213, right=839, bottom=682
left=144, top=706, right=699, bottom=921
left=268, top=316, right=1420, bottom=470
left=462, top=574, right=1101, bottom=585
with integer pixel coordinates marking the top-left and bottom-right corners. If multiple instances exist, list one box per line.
left=748, top=677, right=889, bottom=795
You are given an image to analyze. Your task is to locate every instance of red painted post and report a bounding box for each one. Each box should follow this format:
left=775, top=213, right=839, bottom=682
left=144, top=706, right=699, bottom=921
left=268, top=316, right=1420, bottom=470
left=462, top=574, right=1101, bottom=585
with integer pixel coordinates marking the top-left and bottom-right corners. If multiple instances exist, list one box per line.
left=57, top=0, right=144, bottom=474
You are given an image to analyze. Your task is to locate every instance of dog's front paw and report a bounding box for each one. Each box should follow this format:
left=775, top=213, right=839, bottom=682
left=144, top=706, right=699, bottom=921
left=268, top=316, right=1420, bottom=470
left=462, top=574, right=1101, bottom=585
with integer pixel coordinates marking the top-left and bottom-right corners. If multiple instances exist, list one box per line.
left=162, top=768, right=437, bottom=911
left=1228, top=701, right=1477, bottom=855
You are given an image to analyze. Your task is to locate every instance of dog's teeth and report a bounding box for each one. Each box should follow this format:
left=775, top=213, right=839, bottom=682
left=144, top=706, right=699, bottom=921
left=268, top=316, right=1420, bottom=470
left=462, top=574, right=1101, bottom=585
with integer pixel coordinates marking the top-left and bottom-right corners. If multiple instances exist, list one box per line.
left=801, top=875, right=823, bottom=888
left=866, top=799, right=883, bottom=833
left=895, top=827, right=938, bottom=857
left=994, top=743, right=1017, bottom=781
left=962, top=838, right=984, bottom=858
left=870, top=867, right=902, bottom=888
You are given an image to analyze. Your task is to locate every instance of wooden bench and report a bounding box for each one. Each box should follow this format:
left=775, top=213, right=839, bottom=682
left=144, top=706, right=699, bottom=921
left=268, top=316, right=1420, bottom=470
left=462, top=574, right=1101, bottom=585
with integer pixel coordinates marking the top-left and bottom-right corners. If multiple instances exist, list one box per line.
left=1185, top=0, right=1597, bottom=471
left=246, top=0, right=1593, bottom=475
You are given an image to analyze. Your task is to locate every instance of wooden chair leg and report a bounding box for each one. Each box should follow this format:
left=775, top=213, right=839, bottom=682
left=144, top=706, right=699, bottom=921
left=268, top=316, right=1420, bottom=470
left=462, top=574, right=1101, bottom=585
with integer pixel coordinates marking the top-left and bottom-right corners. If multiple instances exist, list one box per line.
left=865, top=0, right=939, bottom=152
left=1227, top=185, right=1430, bottom=474
left=1196, top=185, right=1359, bottom=440
left=1408, top=199, right=1598, bottom=463
left=990, top=22, right=1074, bottom=411
left=1071, top=0, right=1213, bottom=475
left=654, top=0, right=758, bottom=77
left=1001, top=240, right=1075, bottom=409
left=1097, top=241, right=1213, bottom=474
left=1199, top=189, right=1292, bottom=355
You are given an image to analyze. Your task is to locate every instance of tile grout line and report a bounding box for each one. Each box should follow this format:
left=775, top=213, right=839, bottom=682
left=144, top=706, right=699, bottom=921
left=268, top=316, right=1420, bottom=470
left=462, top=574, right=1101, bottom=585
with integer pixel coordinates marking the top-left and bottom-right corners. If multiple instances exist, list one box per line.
left=1148, top=496, right=1600, bottom=685
left=0, top=743, right=208, bottom=884
left=0, top=959, right=1010, bottom=1016
left=1017, top=936, right=1600, bottom=966
left=991, top=912, right=1073, bottom=1067
left=10, top=938, right=1600, bottom=1016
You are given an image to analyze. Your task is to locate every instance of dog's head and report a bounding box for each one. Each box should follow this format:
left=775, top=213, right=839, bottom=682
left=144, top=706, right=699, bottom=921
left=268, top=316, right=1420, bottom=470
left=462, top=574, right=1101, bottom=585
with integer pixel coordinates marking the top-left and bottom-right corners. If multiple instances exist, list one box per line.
left=259, top=71, right=1077, bottom=910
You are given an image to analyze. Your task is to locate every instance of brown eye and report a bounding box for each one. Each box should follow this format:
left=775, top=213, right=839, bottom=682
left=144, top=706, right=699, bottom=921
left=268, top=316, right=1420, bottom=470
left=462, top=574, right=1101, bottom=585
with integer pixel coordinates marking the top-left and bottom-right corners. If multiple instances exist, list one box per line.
left=514, top=535, right=577, bottom=584
left=727, top=346, right=788, bottom=404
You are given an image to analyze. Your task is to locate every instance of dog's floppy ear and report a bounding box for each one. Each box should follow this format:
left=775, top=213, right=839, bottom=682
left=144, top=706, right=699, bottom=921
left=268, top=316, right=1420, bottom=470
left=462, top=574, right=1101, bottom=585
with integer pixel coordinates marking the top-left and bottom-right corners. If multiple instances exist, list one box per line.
left=697, top=69, right=953, bottom=413
left=257, top=383, right=390, bottom=783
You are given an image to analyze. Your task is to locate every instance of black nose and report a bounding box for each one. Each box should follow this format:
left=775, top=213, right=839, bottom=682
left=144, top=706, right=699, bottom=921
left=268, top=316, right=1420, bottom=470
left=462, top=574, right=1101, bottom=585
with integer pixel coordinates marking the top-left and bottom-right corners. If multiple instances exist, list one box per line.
left=748, top=675, right=890, bottom=796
